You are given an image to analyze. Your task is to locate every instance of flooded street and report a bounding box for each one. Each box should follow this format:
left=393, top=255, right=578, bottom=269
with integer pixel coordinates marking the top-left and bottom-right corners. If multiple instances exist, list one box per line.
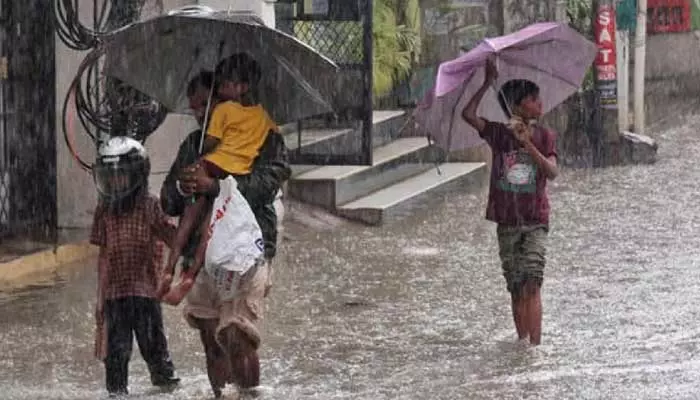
left=3, top=115, right=700, bottom=399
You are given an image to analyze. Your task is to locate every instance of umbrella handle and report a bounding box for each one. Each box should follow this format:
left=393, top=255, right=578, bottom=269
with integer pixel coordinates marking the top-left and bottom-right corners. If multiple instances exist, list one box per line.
left=197, top=41, right=226, bottom=155
left=489, top=56, right=516, bottom=119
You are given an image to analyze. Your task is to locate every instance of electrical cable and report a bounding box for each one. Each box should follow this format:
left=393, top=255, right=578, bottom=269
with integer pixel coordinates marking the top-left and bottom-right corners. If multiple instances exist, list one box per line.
left=57, top=0, right=164, bottom=170
left=54, top=0, right=111, bottom=50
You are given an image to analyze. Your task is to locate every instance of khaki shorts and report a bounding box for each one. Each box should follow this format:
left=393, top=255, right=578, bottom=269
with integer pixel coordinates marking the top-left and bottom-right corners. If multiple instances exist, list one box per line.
left=183, top=260, right=269, bottom=349
left=497, top=225, right=548, bottom=294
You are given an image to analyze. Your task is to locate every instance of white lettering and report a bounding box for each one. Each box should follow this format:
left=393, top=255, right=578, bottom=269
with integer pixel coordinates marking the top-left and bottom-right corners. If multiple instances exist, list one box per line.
left=600, top=48, right=613, bottom=63
left=598, top=10, right=610, bottom=26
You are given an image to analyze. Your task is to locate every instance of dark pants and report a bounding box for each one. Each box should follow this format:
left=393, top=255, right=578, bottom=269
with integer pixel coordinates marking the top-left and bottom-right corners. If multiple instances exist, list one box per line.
left=104, top=296, right=176, bottom=394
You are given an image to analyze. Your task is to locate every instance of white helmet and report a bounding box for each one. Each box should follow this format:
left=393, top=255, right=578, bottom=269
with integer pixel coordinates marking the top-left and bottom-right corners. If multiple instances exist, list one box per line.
left=93, top=136, right=150, bottom=214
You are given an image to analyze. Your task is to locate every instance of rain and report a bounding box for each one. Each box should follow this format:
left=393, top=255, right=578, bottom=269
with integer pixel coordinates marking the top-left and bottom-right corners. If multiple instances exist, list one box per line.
left=1, top=0, right=700, bottom=399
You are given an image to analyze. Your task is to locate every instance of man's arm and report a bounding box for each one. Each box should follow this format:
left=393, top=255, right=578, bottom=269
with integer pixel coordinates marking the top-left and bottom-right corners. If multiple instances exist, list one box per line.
left=160, top=131, right=200, bottom=216
left=237, top=131, right=291, bottom=205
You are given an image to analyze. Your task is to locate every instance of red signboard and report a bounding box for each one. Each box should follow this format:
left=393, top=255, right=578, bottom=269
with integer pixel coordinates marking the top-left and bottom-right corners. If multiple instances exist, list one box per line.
left=648, top=0, right=691, bottom=33
left=594, top=4, right=617, bottom=81
left=594, top=4, right=617, bottom=108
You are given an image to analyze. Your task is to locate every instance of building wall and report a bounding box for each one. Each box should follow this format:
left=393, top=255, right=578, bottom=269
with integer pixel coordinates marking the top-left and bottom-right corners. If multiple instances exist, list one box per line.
left=643, top=31, right=700, bottom=132
left=502, top=0, right=566, bottom=33
left=55, top=0, right=272, bottom=228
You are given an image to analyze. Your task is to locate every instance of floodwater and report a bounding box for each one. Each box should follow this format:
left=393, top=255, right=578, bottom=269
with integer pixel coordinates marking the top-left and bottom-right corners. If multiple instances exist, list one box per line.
left=3, top=115, right=700, bottom=399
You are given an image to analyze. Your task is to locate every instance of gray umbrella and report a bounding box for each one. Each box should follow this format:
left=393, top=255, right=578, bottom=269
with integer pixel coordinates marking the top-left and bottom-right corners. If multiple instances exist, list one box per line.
left=100, top=7, right=339, bottom=125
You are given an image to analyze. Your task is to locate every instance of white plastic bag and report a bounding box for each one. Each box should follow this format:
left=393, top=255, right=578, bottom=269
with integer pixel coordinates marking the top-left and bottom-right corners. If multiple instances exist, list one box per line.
left=205, top=177, right=264, bottom=299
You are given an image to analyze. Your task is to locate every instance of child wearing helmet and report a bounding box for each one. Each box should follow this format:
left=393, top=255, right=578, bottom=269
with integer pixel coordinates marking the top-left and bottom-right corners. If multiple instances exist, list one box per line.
left=91, top=136, right=180, bottom=396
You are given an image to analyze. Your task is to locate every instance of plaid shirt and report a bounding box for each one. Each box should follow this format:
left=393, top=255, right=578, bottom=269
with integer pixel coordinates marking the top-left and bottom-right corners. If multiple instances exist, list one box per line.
left=90, top=195, right=175, bottom=300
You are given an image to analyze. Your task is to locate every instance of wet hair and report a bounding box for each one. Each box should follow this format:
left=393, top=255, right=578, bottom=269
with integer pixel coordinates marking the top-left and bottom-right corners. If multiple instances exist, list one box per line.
left=497, top=79, right=540, bottom=117
left=215, top=52, right=262, bottom=101
left=186, top=70, right=215, bottom=97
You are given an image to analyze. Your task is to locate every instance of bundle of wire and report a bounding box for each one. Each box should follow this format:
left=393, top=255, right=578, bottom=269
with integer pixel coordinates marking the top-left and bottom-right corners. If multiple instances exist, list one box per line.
left=58, top=0, right=166, bottom=171
left=63, top=48, right=105, bottom=171
left=54, top=0, right=111, bottom=51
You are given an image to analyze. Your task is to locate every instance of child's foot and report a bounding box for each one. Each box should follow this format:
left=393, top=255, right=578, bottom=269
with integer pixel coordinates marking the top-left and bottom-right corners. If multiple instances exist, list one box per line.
left=239, top=385, right=263, bottom=398
left=108, top=389, right=128, bottom=398
left=162, top=278, right=195, bottom=305
left=151, top=372, right=181, bottom=387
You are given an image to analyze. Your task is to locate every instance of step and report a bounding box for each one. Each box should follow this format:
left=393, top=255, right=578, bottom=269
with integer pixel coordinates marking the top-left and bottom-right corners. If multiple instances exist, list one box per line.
left=372, top=110, right=409, bottom=147
left=284, top=127, right=354, bottom=152
left=285, top=110, right=407, bottom=165
left=288, top=138, right=442, bottom=209
left=336, top=162, right=488, bottom=225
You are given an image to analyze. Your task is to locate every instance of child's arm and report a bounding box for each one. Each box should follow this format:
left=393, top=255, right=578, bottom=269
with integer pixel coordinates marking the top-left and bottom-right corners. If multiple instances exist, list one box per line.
left=462, top=60, right=498, bottom=133
left=96, top=251, right=108, bottom=316
left=149, top=199, right=177, bottom=248
left=201, top=135, right=220, bottom=155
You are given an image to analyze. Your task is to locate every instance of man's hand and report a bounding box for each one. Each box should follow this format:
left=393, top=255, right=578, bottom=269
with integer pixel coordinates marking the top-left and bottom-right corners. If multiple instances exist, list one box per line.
left=179, top=163, right=219, bottom=196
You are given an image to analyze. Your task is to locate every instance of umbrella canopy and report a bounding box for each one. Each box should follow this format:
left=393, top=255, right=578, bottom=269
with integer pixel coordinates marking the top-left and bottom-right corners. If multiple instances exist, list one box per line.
left=101, top=7, right=339, bottom=125
left=412, top=22, right=598, bottom=151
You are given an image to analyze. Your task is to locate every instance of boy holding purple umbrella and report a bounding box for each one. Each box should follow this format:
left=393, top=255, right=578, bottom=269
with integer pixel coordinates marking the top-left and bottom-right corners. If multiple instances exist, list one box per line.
left=462, top=60, right=559, bottom=346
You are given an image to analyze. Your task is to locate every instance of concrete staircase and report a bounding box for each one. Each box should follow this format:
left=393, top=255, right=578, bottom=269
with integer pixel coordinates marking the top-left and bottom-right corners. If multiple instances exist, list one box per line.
left=285, top=110, right=487, bottom=225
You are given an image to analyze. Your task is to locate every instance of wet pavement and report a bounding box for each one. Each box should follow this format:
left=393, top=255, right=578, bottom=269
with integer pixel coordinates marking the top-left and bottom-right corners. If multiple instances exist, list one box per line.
left=3, top=115, right=700, bottom=399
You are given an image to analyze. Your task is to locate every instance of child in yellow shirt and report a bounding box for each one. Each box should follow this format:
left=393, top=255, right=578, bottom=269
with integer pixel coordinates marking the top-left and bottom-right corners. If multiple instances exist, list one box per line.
left=158, top=53, right=278, bottom=304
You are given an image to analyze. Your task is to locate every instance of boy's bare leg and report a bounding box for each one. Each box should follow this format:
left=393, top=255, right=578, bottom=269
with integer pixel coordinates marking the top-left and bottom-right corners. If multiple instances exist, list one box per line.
left=163, top=205, right=213, bottom=306
left=194, top=318, right=232, bottom=398
left=524, top=281, right=542, bottom=345
left=158, top=195, right=210, bottom=299
left=511, top=292, right=529, bottom=341
left=219, top=326, right=260, bottom=389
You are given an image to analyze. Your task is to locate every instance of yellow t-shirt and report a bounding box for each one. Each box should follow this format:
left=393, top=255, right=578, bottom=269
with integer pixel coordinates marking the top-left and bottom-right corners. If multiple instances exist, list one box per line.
left=204, top=101, right=278, bottom=175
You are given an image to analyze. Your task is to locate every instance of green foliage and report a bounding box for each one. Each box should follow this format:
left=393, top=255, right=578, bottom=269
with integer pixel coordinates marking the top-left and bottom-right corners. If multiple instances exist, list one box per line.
left=566, top=0, right=593, bottom=37
left=292, top=0, right=423, bottom=98
left=566, top=0, right=595, bottom=91
left=372, top=0, right=422, bottom=98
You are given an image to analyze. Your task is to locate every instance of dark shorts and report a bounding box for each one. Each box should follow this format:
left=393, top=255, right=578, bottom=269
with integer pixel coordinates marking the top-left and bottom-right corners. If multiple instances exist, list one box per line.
left=200, top=159, right=229, bottom=179
left=497, top=225, right=548, bottom=294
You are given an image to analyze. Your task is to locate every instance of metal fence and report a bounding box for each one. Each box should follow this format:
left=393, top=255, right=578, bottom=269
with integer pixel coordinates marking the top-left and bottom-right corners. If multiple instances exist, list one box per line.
left=0, top=1, right=57, bottom=241
left=276, top=0, right=374, bottom=165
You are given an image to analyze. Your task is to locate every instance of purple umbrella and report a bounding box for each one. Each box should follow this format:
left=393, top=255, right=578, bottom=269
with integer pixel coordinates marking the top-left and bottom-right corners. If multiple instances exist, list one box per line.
left=412, top=22, right=597, bottom=152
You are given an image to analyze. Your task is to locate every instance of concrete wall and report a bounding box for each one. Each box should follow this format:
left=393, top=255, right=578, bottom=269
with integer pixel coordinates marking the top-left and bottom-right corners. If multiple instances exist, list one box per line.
left=502, top=0, right=566, bottom=33
left=56, top=0, right=274, bottom=228
left=643, top=31, right=700, bottom=133
left=421, top=1, right=499, bottom=65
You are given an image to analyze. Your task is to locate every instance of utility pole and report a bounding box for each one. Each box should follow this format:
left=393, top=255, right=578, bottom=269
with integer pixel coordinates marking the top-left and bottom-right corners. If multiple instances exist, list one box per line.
left=592, top=0, right=619, bottom=166
left=633, top=0, right=647, bottom=135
